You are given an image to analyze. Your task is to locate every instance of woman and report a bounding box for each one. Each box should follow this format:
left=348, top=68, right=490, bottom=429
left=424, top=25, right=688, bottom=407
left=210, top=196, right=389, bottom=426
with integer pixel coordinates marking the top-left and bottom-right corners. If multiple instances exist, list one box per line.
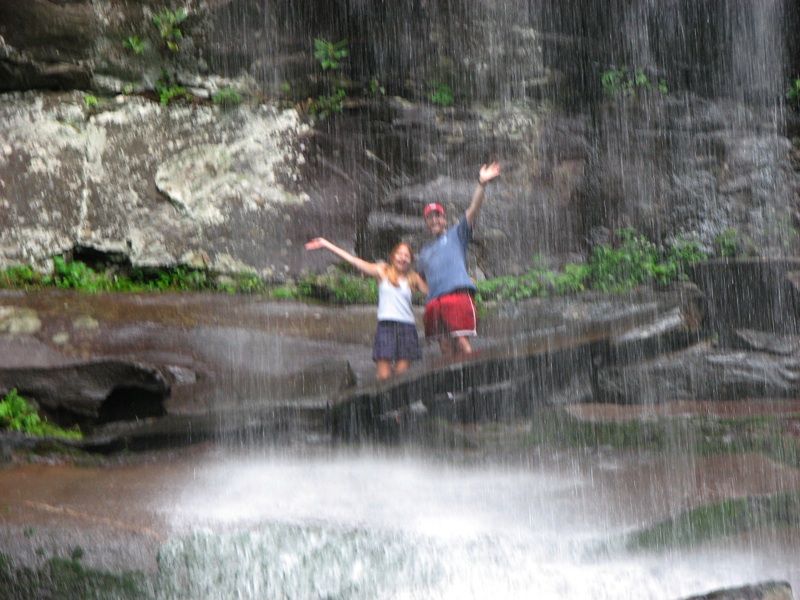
left=305, top=238, right=428, bottom=379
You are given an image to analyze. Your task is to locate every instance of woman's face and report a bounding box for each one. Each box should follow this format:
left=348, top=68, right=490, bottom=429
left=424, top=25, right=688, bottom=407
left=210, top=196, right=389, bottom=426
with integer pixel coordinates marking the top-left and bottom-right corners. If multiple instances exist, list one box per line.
left=390, top=245, right=412, bottom=273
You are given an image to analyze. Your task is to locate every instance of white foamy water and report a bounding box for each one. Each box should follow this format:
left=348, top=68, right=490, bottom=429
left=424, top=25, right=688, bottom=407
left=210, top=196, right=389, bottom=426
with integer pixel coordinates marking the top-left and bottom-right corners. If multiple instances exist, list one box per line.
left=154, top=448, right=799, bottom=600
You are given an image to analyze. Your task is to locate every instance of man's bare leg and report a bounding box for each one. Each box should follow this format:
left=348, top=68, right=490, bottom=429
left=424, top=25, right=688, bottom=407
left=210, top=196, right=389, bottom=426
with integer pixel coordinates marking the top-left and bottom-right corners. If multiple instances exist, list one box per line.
left=438, top=337, right=455, bottom=360
left=454, top=336, right=472, bottom=357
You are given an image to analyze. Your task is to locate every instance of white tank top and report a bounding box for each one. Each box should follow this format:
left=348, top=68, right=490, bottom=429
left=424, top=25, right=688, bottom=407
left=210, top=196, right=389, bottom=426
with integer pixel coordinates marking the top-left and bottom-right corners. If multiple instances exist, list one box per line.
left=376, top=277, right=415, bottom=324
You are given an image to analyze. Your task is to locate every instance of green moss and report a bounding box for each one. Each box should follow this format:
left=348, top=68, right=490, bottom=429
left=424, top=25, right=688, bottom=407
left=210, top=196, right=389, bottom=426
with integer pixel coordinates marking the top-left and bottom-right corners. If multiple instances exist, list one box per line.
left=521, top=408, right=800, bottom=468
left=625, top=492, right=800, bottom=550
left=0, top=552, right=153, bottom=600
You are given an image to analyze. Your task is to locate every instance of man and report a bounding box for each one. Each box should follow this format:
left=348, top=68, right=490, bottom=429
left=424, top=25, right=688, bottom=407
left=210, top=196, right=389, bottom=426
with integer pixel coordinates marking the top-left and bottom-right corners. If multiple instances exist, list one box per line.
left=416, top=162, right=502, bottom=359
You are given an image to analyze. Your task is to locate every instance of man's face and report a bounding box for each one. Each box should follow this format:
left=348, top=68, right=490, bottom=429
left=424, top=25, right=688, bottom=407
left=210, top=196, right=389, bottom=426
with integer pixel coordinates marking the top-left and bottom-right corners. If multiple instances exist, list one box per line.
left=424, top=211, right=446, bottom=236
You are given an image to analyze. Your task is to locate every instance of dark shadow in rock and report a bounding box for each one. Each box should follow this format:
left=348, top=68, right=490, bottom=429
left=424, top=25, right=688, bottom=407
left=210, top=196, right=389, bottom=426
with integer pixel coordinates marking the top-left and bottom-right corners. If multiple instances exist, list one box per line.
left=97, top=385, right=168, bottom=425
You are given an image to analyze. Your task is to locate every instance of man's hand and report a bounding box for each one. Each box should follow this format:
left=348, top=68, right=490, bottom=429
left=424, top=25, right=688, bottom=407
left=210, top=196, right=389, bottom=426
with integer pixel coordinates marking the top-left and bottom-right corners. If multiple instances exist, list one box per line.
left=478, top=162, right=502, bottom=185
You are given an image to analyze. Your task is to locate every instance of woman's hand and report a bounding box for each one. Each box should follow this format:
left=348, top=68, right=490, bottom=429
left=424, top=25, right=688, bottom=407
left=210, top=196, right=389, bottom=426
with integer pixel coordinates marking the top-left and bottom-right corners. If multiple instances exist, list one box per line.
left=305, top=237, right=330, bottom=251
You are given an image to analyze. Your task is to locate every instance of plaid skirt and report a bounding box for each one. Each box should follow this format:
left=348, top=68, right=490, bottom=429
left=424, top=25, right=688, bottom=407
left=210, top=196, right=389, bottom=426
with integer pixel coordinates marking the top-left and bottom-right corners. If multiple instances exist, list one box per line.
left=373, top=320, right=422, bottom=362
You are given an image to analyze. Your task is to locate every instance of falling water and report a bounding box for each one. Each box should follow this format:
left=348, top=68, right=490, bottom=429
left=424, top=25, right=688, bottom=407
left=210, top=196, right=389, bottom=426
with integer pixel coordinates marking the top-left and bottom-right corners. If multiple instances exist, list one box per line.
left=3, top=1, right=800, bottom=598
left=181, top=1, right=800, bottom=597
left=142, top=445, right=797, bottom=598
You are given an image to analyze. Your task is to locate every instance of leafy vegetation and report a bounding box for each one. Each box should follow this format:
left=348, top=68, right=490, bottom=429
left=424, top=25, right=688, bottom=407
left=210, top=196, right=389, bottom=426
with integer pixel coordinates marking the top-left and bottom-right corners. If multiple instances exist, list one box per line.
left=296, top=270, right=378, bottom=305
left=157, top=83, right=188, bottom=105
left=366, top=78, right=385, bottom=98
left=0, top=257, right=265, bottom=295
left=429, top=82, right=454, bottom=107
left=786, top=77, right=800, bottom=107
left=212, top=86, right=243, bottom=107
left=120, top=5, right=204, bottom=107
left=0, top=225, right=751, bottom=305
left=122, top=35, right=146, bottom=55
left=313, top=38, right=349, bottom=71
left=601, top=66, right=668, bottom=100
left=309, top=38, right=349, bottom=119
left=714, top=227, right=755, bottom=258
left=0, top=389, right=82, bottom=440
left=309, top=88, right=346, bottom=119
left=153, top=6, right=187, bottom=52
left=476, top=228, right=707, bottom=303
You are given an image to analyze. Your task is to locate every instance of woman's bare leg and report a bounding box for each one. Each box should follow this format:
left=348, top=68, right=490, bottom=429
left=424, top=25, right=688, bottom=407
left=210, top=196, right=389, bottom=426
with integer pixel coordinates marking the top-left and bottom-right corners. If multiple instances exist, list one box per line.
left=376, top=360, right=393, bottom=379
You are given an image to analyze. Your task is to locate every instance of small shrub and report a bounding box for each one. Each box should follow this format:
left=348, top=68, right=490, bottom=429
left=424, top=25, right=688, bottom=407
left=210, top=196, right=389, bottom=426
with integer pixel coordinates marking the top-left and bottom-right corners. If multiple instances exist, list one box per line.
left=313, top=38, right=349, bottom=71
left=664, top=234, right=707, bottom=279
left=786, top=77, right=800, bottom=107
left=158, top=84, right=188, bottom=105
left=546, top=263, right=590, bottom=295
left=601, top=66, right=668, bottom=100
left=476, top=272, right=544, bottom=303
left=0, top=389, right=82, bottom=439
left=0, top=265, right=43, bottom=288
left=587, top=228, right=661, bottom=291
left=122, top=35, right=146, bottom=55
left=212, top=86, right=243, bottom=107
left=309, top=88, right=346, bottom=119
left=366, top=78, right=385, bottom=97
left=153, top=6, right=187, bottom=52
left=429, top=82, right=454, bottom=106
left=45, top=257, right=111, bottom=292
left=715, top=227, right=754, bottom=258
left=296, top=271, right=378, bottom=305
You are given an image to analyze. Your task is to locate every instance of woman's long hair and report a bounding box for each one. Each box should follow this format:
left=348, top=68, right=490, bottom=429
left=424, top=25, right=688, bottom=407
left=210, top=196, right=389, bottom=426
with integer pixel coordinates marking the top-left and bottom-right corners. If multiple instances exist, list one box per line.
left=385, top=242, right=422, bottom=288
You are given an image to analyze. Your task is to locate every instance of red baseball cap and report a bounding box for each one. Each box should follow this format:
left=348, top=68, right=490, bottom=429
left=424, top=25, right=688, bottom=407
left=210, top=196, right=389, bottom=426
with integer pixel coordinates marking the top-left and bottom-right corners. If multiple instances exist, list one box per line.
left=423, top=203, right=445, bottom=217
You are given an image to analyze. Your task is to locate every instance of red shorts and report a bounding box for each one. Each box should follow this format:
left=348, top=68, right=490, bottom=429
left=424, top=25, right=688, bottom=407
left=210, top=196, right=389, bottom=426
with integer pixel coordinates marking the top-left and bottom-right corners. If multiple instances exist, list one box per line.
left=423, top=291, right=477, bottom=339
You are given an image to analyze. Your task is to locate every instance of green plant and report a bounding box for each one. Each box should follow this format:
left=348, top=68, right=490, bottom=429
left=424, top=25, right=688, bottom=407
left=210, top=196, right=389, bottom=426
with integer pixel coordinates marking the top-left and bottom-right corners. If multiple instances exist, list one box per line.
left=429, top=82, right=454, bottom=106
left=716, top=228, right=737, bottom=258
left=476, top=271, right=545, bottom=303
left=153, top=7, right=187, bottom=52
left=158, top=83, right=188, bottom=105
left=313, top=38, right=349, bottom=71
left=601, top=66, right=668, bottom=100
left=546, top=263, right=590, bottom=294
left=664, top=234, right=707, bottom=278
left=212, top=86, right=243, bottom=107
left=0, top=265, right=43, bottom=288
left=296, top=271, right=378, bottom=305
left=0, top=389, right=82, bottom=439
left=269, top=285, right=298, bottom=300
left=83, top=95, right=99, bottom=109
left=309, top=88, right=346, bottom=118
left=714, top=227, right=754, bottom=258
left=309, top=38, right=350, bottom=120
left=366, top=78, right=385, bottom=97
left=786, top=77, right=800, bottom=106
left=122, top=35, right=146, bottom=55
left=587, top=228, right=663, bottom=291
left=46, top=257, right=111, bottom=292
left=229, top=272, right=266, bottom=294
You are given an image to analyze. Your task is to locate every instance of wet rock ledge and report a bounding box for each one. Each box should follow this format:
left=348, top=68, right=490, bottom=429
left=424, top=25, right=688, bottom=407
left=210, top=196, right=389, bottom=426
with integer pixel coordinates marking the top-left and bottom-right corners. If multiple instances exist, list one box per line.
left=1, top=259, right=800, bottom=449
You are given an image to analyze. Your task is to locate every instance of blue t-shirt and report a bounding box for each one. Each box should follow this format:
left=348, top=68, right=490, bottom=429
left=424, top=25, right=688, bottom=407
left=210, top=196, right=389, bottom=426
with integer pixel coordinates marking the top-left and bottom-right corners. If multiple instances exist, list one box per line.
left=417, top=215, right=476, bottom=301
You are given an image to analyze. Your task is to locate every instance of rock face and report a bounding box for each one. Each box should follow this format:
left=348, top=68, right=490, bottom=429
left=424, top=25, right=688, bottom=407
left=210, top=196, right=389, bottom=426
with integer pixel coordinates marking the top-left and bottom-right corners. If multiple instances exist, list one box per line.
left=1, top=2, right=800, bottom=281
left=680, top=580, right=795, bottom=600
